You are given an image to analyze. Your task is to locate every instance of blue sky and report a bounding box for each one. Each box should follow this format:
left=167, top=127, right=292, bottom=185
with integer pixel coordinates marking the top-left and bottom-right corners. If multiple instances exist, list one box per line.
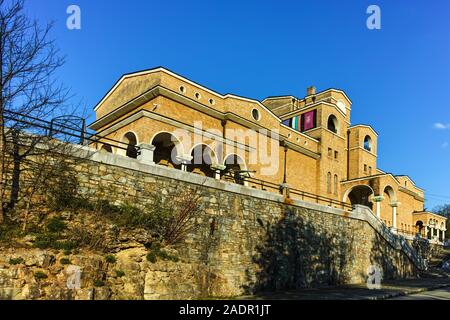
left=24, top=0, right=450, bottom=209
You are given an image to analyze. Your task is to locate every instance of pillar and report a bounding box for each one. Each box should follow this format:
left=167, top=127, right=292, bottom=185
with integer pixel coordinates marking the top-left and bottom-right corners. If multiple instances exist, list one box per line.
left=280, top=183, right=291, bottom=198
left=211, top=164, right=226, bottom=180
left=371, top=195, right=384, bottom=219
left=137, top=143, right=156, bottom=165
left=176, top=154, right=193, bottom=172
left=390, top=201, right=400, bottom=233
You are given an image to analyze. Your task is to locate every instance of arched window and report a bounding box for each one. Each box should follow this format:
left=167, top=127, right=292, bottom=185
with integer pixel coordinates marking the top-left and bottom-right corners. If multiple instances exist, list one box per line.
left=151, top=132, right=182, bottom=169
left=327, top=172, right=332, bottom=193
left=327, top=115, right=339, bottom=134
left=364, top=135, right=372, bottom=152
left=222, top=154, right=247, bottom=185
left=334, top=174, right=338, bottom=195
left=187, top=144, right=216, bottom=178
left=123, top=132, right=138, bottom=159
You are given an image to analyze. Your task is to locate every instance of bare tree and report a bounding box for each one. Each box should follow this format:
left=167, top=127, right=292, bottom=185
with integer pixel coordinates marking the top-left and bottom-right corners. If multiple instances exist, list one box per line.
left=0, top=0, right=74, bottom=222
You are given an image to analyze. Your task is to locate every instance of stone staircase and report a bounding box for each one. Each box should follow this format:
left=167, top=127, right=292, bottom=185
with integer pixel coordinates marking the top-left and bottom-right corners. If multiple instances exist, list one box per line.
left=422, top=246, right=450, bottom=278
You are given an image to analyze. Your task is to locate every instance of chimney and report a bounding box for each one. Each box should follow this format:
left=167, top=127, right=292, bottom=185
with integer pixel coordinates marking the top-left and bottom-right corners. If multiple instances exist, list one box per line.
left=307, top=86, right=316, bottom=96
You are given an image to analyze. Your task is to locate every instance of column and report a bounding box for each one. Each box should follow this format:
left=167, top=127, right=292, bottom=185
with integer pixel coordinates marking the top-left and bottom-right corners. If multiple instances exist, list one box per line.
left=279, top=183, right=291, bottom=198
left=176, top=154, right=193, bottom=172
left=372, top=195, right=384, bottom=219
left=137, top=143, right=156, bottom=165
left=390, top=201, right=400, bottom=233
left=211, top=164, right=226, bottom=180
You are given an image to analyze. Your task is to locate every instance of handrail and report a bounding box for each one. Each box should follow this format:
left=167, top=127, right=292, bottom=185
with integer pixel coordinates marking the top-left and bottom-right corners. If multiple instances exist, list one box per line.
left=222, top=172, right=353, bottom=211
left=3, top=110, right=134, bottom=152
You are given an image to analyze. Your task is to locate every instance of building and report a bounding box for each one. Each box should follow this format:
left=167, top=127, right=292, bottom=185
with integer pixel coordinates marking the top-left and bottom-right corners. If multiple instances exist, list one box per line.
left=89, top=67, right=446, bottom=244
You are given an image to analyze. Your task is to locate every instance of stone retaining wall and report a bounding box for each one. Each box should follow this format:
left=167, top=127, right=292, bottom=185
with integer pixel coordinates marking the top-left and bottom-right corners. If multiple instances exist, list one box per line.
left=0, top=148, right=422, bottom=299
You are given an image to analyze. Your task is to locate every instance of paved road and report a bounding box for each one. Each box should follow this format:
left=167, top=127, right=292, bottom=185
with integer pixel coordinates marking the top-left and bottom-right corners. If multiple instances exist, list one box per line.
left=389, top=287, right=450, bottom=300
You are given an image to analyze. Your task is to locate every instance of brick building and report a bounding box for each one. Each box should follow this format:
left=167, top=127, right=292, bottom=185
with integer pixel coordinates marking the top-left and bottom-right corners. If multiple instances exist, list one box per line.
left=89, top=67, right=446, bottom=244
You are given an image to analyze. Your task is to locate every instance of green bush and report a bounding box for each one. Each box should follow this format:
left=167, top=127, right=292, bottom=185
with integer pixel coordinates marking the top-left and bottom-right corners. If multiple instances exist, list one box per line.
left=115, top=270, right=125, bottom=278
left=60, top=258, right=71, bottom=265
left=93, top=280, right=105, bottom=287
left=105, top=255, right=116, bottom=263
left=53, top=240, right=77, bottom=251
left=9, top=257, right=24, bottom=265
left=34, top=233, right=56, bottom=249
left=146, top=251, right=157, bottom=263
left=34, top=271, right=48, bottom=280
left=46, top=217, right=66, bottom=233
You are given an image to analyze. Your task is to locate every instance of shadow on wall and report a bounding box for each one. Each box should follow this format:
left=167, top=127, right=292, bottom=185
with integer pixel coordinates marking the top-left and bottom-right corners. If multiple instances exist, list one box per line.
left=244, top=207, right=355, bottom=294
left=369, top=233, right=418, bottom=280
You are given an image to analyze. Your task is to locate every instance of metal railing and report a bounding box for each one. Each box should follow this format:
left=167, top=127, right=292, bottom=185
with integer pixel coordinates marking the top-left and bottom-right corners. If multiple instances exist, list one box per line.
left=222, top=171, right=353, bottom=211
left=3, top=110, right=135, bottom=154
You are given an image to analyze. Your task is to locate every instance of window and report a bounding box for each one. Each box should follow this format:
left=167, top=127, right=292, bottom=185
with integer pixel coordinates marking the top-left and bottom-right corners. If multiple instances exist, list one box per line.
left=364, top=135, right=372, bottom=152
left=328, top=148, right=332, bottom=157
left=327, top=172, right=332, bottom=193
left=334, top=151, right=338, bottom=160
left=368, top=166, right=372, bottom=175
left=195, top=92, right=201, bottom=100
left=334, top=175, right=338, bottom=195
left=251, top=108, right=261, bottom=121
left=364, top=164, right=367, bottom=173
left=179, top=86, right=186, bottom=93
left=327, top=115, right=339, bottom=134
left=209, top=98, right=215, bottom=105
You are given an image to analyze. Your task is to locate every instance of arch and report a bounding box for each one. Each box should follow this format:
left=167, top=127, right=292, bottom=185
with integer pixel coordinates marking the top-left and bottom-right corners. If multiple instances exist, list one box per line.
left=327, top=114, right=339, bottom=134
left=187, top=144, right=217, bottom=178
left=100, top=144, right=113, bottom=154
left=222, top=153, right=247, bottom=185
left=342, top=185, right=375, bottom=209
left=122, top=132, right=138, bottom=159
left=364, top=135, right=372, bottom=152
left=151, top=131, right=183, bottom=169
left=383, top=185, right=397, bottom=203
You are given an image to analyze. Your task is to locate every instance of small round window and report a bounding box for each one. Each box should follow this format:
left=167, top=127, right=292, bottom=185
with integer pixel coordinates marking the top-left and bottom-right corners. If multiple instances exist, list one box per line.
left=195, top=92, right=201, bottom=100
left=209, top=98, right=215, bottom=105
left=252, top=108, right=260, bottom=121
left=179, top=86, right=186, bottom=93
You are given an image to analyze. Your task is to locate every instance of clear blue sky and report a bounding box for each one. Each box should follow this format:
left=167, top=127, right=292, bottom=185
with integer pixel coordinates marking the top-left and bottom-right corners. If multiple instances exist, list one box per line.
left=25, top=0, right=450, bottom=209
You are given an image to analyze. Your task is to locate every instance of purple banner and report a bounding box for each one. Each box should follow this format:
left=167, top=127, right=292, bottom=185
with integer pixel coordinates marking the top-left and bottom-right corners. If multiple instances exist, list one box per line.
left=303, top=110, right=316, bottom=131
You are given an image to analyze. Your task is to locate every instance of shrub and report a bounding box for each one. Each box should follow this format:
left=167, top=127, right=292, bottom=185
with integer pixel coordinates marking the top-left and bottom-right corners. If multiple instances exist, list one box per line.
left=115, top=270, right=125, bottom=278
left=34, top=271, right=48, bottom=280
left=63, top=249, right=72, bottom=256
left=53, top=240, right=77, bottom=251
left=66, top=225, right=108, bottom=252
left=9, top=257, right=24, bottom=265
left=146, top=251, right=157, bottom=263
left=105, top=255, right=116, bottom=263
left=34, top=233, right=56, bottom=249
left=46, top=217, right=66, bottom=233
left=60, top=258, right=71, bottom=265
left=93, top=280, right=105, bottom=287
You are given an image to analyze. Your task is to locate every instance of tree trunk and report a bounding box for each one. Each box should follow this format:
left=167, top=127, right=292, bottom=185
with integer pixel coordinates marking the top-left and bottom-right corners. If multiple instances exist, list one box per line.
left=0, top=82, right=4, bottom=224
left=7, top=130, right=21, bottom=212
